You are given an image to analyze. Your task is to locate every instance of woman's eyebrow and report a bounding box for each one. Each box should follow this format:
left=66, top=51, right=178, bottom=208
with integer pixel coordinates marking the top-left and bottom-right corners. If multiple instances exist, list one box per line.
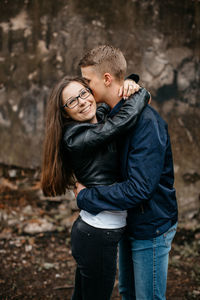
left=66, top=88, right=85, bottom=101
left=78, top=87, right=87, bottom=93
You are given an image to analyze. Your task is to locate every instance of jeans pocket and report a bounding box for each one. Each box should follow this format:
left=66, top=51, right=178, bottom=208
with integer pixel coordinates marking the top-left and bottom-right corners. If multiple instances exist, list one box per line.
left=71, top=219, right=91, bottom=245
left=75, top=221, right=93, bottom=239
left=163, top=224, right=177, bottom=248
left=71, top=220, right=93, bottom=261
left=104, top=227, right=125, bottom=243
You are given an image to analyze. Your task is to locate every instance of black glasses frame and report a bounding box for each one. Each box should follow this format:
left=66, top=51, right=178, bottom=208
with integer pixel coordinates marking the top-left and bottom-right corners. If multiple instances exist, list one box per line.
left=62, top=88, right=92, bottom=109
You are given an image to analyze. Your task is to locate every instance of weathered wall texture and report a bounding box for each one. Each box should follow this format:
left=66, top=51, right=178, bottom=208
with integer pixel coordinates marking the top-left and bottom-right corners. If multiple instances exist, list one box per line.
left=0, top=0, right=200, bottom=217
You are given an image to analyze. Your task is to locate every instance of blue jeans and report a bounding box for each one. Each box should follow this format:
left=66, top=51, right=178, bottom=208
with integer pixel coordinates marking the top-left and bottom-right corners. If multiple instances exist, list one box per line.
left=119, top=223, right=177, bottom=300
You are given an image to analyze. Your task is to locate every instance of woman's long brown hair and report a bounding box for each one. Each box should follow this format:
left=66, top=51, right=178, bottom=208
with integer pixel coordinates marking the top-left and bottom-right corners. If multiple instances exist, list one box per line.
left=41, top=76, right=89, bottom=196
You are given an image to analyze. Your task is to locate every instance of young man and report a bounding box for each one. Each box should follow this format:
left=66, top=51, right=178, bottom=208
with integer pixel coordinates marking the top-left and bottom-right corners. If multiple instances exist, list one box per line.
left=75, top=45, right=178, bottom=300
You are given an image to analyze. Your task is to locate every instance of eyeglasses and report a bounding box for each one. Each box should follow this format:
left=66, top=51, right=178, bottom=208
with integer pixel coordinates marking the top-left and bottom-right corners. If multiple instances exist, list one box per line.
left=62, top=88, right=91, bottom=109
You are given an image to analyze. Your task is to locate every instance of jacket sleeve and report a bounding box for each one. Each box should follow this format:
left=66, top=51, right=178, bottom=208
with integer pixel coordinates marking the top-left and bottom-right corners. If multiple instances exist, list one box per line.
left=77, top=113, right=168, bottom=214
left=95, top=103, right=111, bottom=121
left=62, top=88, right=150, bottom=153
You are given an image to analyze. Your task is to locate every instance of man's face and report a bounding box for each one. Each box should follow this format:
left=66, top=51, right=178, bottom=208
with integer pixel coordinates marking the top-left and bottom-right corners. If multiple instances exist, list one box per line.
left=81, top=66, right=105, bottom=103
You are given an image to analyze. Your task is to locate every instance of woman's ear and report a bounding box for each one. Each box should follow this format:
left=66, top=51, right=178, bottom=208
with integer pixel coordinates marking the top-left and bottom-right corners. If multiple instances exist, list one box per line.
left=103, top=73, right=112, bottom=87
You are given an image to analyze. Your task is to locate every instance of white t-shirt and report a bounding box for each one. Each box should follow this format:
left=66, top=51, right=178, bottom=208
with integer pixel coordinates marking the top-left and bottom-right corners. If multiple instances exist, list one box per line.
left=80, top=209, right=127, bottom=229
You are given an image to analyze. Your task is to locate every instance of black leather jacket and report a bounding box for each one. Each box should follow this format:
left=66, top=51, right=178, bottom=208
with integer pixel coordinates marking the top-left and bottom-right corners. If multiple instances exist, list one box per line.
left=62, top=88, right=150, bottom=187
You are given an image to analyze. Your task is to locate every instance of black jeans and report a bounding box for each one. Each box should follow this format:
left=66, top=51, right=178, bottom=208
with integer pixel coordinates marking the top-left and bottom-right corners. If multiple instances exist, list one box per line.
left=71, top=216, right=125, bottom=300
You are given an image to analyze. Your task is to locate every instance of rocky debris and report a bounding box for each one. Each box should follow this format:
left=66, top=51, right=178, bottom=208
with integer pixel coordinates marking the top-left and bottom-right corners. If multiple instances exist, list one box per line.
left=23, top=218, right=56, bottom=234
left=0, top=163, right=200, bottom=299
left=0, top=163, right=77, bottom=237
left=182, top=172, right=200, bottom=184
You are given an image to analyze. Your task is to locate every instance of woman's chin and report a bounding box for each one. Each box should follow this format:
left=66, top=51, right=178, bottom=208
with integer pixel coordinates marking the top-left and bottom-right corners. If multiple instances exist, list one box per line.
left=78, top=112, right=96, bottom=122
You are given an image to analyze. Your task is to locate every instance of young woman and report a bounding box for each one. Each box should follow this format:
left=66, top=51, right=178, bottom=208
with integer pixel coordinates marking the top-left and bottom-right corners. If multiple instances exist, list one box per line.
left=41, top=76, right=150, bottom=300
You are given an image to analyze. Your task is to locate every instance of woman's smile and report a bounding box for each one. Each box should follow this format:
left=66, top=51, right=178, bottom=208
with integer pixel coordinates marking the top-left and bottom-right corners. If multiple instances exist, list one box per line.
left=80, top=104, right=92, bottom=114
left=62, top=81, right=97, bottom=123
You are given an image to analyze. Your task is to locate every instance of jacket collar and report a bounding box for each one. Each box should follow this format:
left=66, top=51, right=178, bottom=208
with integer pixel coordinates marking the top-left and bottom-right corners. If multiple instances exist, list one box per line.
left=108, top=99, right=125, bottom=118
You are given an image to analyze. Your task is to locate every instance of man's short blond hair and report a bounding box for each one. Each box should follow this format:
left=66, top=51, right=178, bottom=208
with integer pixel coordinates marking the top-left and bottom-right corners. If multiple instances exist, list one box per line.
left=79, top=45, right=127, bottom=81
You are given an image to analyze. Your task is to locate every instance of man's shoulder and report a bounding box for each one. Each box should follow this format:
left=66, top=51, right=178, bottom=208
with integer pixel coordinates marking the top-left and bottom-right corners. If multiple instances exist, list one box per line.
left=124, top=105, right=169, bottom=149
left=125, top=105, right=167, bottom=140
left=139, top=105, right=166, bottom=126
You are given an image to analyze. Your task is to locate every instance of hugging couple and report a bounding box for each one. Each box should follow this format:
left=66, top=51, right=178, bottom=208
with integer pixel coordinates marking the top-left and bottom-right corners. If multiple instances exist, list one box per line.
left=41, top=45, right=178, bottom=300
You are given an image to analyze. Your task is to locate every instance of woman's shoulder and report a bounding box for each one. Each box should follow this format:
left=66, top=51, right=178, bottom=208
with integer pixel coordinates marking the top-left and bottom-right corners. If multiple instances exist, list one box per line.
left=62, top=121, right=97, bottom=151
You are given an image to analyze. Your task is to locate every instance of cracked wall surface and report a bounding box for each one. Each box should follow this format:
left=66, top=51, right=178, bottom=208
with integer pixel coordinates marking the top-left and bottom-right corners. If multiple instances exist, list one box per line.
left=0, top=0, right=199, bottom=217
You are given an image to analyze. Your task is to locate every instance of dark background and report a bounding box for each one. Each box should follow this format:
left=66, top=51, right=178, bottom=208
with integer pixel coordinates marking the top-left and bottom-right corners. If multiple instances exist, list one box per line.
left=0, top=0, right=199, bottom=218
left=0, top=1, right=200, bottom=299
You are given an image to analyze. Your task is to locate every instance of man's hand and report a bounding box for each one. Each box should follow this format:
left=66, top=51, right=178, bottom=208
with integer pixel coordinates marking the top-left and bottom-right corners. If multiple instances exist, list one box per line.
left=118, top=79, right=140, bottom=99
left=74, top=182, right=86, bottom=198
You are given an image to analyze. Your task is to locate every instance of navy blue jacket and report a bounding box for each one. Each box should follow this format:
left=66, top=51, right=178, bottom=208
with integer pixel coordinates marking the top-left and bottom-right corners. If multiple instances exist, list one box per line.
left=77, top=103, right=178, bottom=239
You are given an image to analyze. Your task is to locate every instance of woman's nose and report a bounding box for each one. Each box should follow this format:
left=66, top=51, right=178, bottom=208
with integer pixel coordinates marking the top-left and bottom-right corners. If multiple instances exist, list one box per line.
left=78, top=97, right=87, bottom=106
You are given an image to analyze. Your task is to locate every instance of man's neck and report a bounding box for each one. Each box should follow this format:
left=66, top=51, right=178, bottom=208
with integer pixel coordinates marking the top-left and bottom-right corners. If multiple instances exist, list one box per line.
left=103, top=84, right=123, bottom=109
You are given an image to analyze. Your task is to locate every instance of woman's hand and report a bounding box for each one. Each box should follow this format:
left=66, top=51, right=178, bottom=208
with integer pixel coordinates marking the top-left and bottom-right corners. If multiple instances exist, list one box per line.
left=148, top=94, right=152, bottom=104
left=118, top=79, right=140, bottom=99
left=74, top=182, right=86, bottom=198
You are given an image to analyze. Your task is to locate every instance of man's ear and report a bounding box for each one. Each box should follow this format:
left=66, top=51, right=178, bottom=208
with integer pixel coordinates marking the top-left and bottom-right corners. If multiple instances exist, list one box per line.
left=103, top=73, right=112, bottom=87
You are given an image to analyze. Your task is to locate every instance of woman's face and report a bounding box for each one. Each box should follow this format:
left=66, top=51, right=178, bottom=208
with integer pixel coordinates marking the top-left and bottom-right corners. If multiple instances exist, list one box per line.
left=62, top=81, right=97, bottom=123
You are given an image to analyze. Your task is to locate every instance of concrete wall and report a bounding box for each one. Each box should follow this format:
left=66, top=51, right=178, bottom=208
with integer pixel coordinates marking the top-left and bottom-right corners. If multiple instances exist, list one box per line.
left=0, top=0, right=200, bottom=217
